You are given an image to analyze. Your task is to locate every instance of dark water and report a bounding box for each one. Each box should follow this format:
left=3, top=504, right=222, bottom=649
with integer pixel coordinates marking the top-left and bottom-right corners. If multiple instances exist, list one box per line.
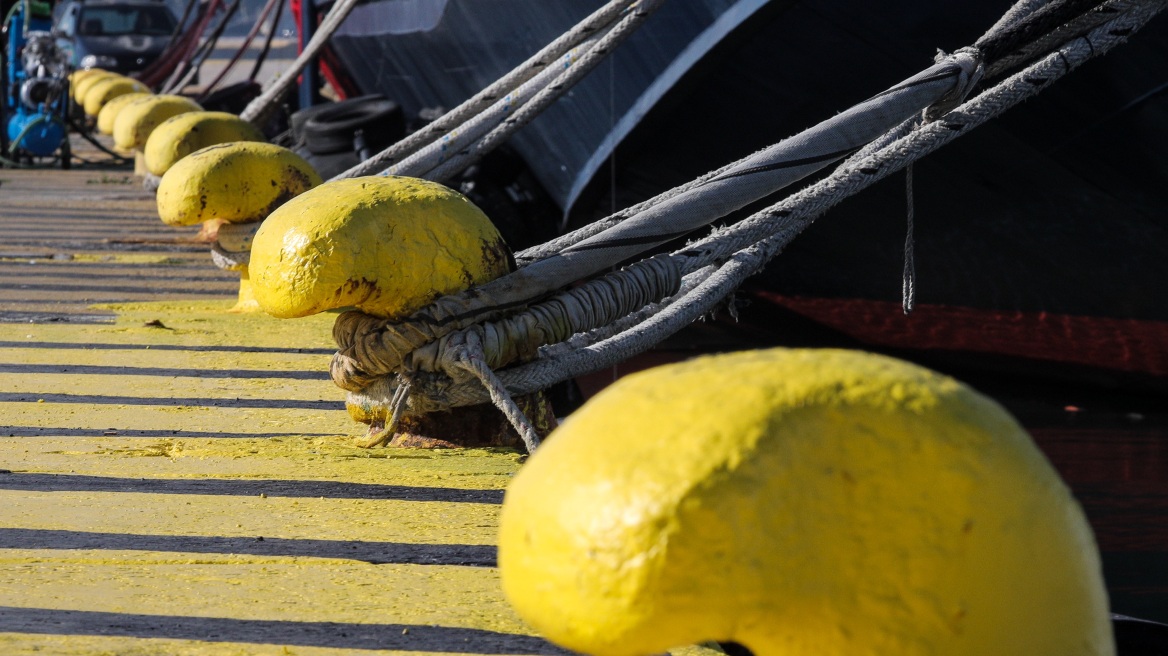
left=1030, top=421, right=1168, bottom=623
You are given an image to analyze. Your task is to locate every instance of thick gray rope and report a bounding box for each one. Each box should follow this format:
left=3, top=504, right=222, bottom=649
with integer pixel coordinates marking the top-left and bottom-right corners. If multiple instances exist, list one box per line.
left=450, top=332, right=542, bottom=453
left=414, top=0, right=667, bottom=184
left=380, top=33, right=612, bottom=180
left=328, top=51, right=983, bottom=380
left=537, top=265, right=716, bottom=359
left=239, top=0, right=362, bottom=125
left=210, top=241, right=247, bottom=271
left=350, top=339, right=543, bottom=452
left=983, top=0, right=1053, bottom=42
left=208, top=221, right=261, bottom=269
left=511, top=0, right=1093, bottom=266
left=664, top=6, right=1160, bottom=278
left=360, top=377, right=411, bottom=448
left=412, top=0, right=1165, bottom=408
left=336, top=0, right=637, bottom=180
left=332, top=255, right=681, bottom=390
left=986, top=0, right=1142, bottom=78
left=515, top=147, right=768, bottom=265
left=342, top=265, right=712, bottom=429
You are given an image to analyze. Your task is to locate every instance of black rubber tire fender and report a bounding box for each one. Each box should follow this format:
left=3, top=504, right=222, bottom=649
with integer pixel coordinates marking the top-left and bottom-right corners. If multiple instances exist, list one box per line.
left=302, top=95, right=405, bottom=155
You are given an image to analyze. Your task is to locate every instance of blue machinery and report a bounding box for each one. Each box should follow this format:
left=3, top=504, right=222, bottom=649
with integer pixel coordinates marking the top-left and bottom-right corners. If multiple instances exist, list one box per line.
left=1, top=0, right=70, bottom=167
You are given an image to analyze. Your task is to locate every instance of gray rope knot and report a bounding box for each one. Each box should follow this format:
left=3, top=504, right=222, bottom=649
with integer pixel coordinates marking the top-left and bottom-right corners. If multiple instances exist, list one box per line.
left=445, top=329, right=542, bottom=452
left=926, top=47, right=985, bottom=120
left=209, top=241, right=250, bottom=270
left=329, top=254, right=681, bottom=391
left=352, top=373, right=414, bottom=448
left=209, top=221, right=262, bottom=270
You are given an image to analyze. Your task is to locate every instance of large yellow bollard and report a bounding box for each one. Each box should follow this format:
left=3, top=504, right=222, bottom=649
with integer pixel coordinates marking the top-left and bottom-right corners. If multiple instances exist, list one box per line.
left=112, top=94, right=202, bottom=153
left=81, top=76, right=149, bottom=117
left=96, top=92, right=151, bottom=135
left=156, top=141, right=321, bottom=311
left=143, top=111, right=266, bottom=177
left=499, top=348, right=1114, bottom=656
left=249, top=176, right=510, bottom=319
left=249, top=176, right=549, bottom=448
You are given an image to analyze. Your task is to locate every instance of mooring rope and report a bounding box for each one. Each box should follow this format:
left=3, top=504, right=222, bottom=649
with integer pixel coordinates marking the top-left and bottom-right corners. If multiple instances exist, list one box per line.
left=239, top=0, right=363, bottom=125
left=380, top=27, right=620, bottom=180
left=985, top=0, right=1142, bottom=78
left=332, top=255, right=682, bottom=391
left=337, top=0, right=1165, bottom=441
left=329, top=50, right=986, bottom=386
left=417, top=0, right=667, bottom=184
left=163, top=0, right=243, bottom=94
left=337, top=0, right=640, bottom=179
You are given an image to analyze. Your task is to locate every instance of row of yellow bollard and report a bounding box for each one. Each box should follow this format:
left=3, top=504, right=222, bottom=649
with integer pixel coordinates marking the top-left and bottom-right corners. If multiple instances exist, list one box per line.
left=66, top=66, right=1121, bottom=656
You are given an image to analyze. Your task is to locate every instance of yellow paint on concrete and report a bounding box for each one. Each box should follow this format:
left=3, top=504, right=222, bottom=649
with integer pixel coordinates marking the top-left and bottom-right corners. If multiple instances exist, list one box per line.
left=2, top=491, right=499, bottom=545
left=500, top=348, right=1113, bottom=656
left=249, top=177, right=510, bottom=319
left=0, top=559, right=514, bottom=625
left=0, top=635, right=471, bottom=656
left=70, top=254, right=198, bottom=265
left=0, top=299, right=564, bottom=655
left=0, top=436, right=524, bottom=491
left=0, top=559, right=526, bottom=654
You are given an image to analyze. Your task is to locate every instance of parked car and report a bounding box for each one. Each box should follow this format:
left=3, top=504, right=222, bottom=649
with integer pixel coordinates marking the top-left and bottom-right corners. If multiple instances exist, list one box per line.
left=52, top=0, right=177, bottom=75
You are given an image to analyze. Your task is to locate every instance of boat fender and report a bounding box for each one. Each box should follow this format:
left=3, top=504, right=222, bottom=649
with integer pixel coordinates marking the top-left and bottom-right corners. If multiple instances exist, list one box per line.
left=198, top=80, right=262, bottom=116
left=287, top=95, right=388, bottom=145
left=499, top=348, right=1114, bottom=656
left=301, top=96, right=405, bottom=156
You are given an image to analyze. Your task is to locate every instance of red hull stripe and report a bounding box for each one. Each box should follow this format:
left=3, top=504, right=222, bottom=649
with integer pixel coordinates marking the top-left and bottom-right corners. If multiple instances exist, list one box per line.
left=753, top=292, right=1168, bottom=377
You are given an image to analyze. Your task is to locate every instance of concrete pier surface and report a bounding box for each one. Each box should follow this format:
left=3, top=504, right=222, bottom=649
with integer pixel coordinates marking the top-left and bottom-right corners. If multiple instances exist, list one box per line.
left=0, top=160, right=558, bottom=654
left=1, top=136, right=1165, bottom=653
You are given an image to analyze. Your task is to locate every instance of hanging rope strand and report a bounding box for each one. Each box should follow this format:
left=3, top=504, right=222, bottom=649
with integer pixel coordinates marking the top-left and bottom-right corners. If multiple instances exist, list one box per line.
left=199, top=0, right=281, bottom=99
left=248, top=0, right=286, bottom=82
